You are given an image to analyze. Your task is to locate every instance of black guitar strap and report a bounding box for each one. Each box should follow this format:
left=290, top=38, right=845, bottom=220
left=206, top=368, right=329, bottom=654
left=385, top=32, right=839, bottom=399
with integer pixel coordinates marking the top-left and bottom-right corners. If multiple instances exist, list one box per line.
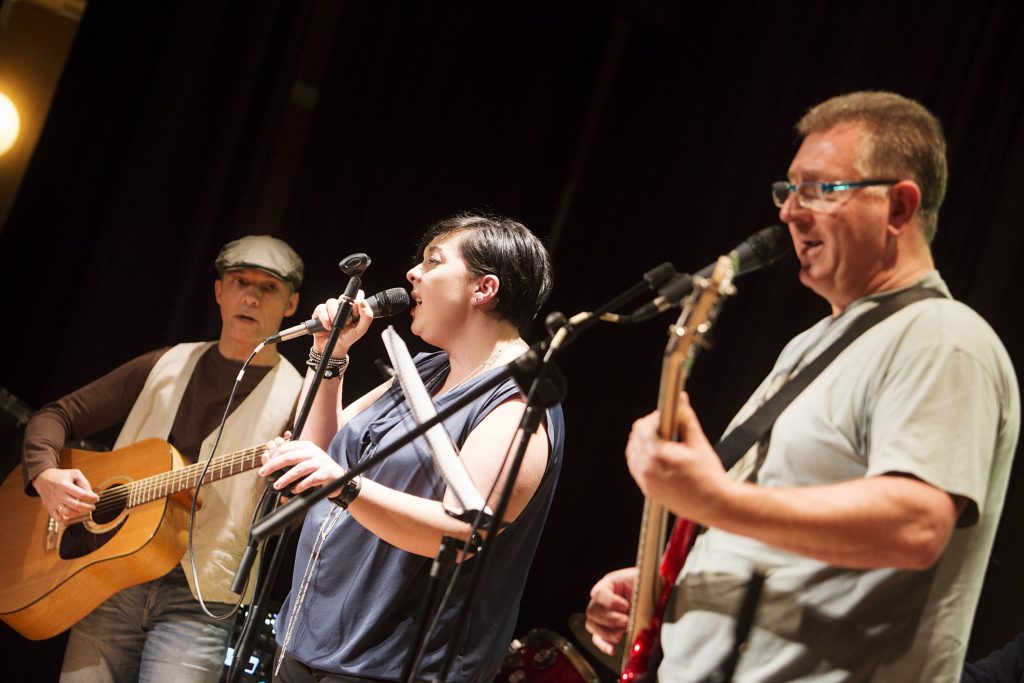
left=713, top=287, right=945, bottom=470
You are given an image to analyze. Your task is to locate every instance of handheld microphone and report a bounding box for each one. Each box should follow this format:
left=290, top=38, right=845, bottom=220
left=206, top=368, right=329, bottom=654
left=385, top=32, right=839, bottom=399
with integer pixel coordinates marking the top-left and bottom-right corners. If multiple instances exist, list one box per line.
left=629, top=225, right=790, bottom=322
left=263, top=287, right=412, bottom=345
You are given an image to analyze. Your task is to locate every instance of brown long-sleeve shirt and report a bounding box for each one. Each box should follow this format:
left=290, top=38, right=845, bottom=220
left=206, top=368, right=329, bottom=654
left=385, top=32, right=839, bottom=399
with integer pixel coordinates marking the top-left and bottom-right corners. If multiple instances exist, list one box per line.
left=22, top=345, right=273, bottom=493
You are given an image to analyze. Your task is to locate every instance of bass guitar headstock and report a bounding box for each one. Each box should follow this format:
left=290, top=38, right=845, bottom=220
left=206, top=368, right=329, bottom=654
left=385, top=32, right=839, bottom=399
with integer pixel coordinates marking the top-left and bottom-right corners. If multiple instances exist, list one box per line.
left=657, top=255, right=736, bottom=441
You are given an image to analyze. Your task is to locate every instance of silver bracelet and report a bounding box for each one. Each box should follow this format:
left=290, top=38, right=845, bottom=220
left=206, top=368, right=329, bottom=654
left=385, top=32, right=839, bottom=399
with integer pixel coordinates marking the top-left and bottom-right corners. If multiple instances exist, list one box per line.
left=307, top=348, right=349, bottom=379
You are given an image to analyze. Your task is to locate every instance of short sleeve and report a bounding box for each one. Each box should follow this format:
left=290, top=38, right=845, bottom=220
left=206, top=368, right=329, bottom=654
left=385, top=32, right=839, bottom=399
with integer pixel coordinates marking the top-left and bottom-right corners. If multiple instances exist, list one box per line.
left=866, top=342, right=1002, bottom=526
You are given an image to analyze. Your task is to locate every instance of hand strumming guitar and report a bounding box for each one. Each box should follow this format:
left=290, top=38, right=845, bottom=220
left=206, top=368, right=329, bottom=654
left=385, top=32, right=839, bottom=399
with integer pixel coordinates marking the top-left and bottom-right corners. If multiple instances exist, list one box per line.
left=32, top=467, right=98, bottom=523
left=585, top=566, right=637, bottom=656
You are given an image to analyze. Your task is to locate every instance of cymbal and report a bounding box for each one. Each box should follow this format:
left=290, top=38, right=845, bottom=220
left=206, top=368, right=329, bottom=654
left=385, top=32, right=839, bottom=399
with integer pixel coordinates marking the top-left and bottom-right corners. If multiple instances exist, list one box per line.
left=567, top=612, right=621, bottom=675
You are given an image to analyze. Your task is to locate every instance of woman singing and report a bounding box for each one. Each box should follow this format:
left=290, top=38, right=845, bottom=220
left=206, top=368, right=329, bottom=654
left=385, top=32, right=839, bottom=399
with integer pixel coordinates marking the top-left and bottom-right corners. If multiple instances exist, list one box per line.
left=259, top=213, right=564, bottom=683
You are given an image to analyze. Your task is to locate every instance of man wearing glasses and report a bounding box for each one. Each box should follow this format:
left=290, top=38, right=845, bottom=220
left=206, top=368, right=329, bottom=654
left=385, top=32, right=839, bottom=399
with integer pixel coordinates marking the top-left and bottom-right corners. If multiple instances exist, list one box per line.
left=586, top=92, right=1019, bottom=681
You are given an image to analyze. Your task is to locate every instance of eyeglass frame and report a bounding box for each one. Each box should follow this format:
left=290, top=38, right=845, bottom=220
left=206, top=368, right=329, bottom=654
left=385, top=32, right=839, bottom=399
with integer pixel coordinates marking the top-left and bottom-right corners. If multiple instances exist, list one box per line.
left=771, top=179, right=900, bottom=211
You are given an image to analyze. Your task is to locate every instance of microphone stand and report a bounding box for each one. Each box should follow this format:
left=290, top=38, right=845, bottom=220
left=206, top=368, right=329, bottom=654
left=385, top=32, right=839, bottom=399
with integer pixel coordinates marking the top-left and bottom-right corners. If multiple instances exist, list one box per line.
left=250, top=349, right=557, bottom=539
left=244, top=346, right=565, bottom=683
left=552, top=262, right=675, bottom=346
left=226, top=254, right=368, bottom=683
left=241, top=261, right=675, bottom=681
left=427, top=363, right=563, bottom=683
left=225, top=490, right=280, bottom=683
left=418, top=267, right=678, bottom=682
left=399, top=534, right=466, bottom=683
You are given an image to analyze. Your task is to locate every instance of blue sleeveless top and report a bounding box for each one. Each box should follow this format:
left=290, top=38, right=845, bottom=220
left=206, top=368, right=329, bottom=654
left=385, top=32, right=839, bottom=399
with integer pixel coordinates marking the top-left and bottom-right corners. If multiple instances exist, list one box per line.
left=276, top=351, right=565, bottom=682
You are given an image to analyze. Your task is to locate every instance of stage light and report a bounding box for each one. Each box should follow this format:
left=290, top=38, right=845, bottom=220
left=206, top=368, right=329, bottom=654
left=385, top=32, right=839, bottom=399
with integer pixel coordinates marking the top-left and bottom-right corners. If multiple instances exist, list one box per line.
left=0, top=92, right=21, bottom=155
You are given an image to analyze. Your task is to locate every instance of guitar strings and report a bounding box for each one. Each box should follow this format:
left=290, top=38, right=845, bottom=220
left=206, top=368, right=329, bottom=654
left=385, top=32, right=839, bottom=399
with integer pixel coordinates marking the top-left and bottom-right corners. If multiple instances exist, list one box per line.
left=88, top=445, right=269, bottom=517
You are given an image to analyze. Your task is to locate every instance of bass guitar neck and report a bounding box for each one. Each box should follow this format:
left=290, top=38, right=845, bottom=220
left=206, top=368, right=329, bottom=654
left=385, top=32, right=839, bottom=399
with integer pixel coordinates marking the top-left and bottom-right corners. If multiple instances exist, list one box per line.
left=620, top=255, right=735, bottom=682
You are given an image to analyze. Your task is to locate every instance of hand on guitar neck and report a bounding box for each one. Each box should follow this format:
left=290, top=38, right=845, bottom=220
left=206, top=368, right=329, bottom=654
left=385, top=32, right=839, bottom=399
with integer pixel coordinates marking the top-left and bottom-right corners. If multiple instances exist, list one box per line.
left=31, top=466, right=99, bottom=524
left=625, top=393, right=731, bottom=526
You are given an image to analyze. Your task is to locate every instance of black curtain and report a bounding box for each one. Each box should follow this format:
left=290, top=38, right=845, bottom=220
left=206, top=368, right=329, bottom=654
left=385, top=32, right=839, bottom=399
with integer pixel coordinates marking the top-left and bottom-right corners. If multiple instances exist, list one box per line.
left=2, top=0, right=1022, bottom=673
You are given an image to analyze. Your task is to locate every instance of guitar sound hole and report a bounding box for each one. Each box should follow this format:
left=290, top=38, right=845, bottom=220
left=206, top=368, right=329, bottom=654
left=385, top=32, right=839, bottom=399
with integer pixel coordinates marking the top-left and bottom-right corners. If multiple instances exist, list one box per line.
left=59, top=516, right=128, bottom=560
left=92, top=485, right=128, bottom=525
left=58, top=485, right=129, bottom=560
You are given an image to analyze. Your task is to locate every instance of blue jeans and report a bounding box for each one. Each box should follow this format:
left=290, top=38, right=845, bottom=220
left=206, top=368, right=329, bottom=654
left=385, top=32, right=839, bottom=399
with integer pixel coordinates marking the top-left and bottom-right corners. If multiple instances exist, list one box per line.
left=60, top=565, right=237, bottom=683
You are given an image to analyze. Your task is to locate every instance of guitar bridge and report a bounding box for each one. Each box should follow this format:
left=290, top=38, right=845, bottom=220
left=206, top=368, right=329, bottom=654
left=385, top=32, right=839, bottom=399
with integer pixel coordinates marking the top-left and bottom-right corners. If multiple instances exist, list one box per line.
left=46, top=516, right=60, bottom=551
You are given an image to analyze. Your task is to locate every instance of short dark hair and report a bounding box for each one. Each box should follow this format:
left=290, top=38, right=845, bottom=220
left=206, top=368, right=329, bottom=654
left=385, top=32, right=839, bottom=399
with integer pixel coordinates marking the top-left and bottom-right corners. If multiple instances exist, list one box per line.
left=797, top=91, right=947, bottom=242
left=415, top=213, right=554, bottom=333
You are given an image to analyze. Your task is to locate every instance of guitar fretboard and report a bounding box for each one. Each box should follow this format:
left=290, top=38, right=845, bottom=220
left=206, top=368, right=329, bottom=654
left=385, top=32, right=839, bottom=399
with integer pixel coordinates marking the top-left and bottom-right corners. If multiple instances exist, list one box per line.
left=113, top=445, right=268, bottom=508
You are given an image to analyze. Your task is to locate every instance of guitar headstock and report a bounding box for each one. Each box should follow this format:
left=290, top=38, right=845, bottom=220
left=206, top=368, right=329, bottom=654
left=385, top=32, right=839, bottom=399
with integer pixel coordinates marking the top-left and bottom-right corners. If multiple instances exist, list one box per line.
left=657, top=255, right=736, bottom=441
left=665, top=255, right=736, bottom=362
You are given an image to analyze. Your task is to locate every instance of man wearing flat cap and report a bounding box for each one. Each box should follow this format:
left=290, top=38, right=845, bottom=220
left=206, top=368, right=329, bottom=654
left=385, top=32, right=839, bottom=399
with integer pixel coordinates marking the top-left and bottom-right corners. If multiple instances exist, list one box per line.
left=21, top=235, right=305, bottom=682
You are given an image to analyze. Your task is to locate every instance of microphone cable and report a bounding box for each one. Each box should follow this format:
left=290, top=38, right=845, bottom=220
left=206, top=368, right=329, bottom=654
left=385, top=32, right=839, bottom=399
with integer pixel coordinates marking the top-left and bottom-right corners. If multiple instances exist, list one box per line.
left=186, top=344, right=269, bottom=621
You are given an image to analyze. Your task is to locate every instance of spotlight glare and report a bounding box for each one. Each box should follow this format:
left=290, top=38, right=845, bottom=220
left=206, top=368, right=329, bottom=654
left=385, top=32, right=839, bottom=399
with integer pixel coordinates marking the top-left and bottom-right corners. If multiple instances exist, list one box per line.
left=0, top=92, right=21, bottom=155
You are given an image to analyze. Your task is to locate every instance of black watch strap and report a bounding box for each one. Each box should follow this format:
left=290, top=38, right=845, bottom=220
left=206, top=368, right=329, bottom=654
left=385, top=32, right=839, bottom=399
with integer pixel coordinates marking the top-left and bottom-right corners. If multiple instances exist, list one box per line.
left=331, top=475, right=362, bottom=509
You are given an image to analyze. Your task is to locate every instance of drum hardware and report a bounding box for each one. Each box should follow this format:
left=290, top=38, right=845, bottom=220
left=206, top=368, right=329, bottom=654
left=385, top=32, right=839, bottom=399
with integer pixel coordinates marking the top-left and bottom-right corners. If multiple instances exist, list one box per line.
left=497, top=628, right=601, bottom=683
left=567, top=612, right=619, bottom=674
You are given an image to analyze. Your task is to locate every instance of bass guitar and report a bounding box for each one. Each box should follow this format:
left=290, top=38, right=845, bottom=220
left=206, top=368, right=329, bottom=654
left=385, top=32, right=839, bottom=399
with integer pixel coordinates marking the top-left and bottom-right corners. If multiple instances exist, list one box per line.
left=621, top=255, right=735, bottom=682
left=0, top=438, right=268, bottom=640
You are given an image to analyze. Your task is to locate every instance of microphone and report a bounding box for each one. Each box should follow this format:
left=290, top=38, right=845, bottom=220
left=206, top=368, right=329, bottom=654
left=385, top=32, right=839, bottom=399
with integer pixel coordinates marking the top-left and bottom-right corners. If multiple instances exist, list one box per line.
left=629, top=225, right=790, bottom=322
left=263, top=287, right=412, bottom=345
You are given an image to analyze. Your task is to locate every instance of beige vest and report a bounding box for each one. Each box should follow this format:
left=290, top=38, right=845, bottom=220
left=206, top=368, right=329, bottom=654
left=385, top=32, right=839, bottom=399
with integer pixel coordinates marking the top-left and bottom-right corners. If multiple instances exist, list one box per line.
left=113, top=342, right=302, bottom=603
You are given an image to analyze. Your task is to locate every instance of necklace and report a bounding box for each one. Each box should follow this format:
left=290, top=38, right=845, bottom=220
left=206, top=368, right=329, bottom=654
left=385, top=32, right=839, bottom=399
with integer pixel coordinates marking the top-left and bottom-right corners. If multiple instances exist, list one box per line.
left=442, top=339, right=528, bottom=395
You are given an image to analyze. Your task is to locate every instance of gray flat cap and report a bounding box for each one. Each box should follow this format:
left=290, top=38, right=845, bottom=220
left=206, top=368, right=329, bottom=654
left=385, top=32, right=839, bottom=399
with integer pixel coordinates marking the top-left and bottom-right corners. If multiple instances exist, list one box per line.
left=215, top=235, right=304, bottom=290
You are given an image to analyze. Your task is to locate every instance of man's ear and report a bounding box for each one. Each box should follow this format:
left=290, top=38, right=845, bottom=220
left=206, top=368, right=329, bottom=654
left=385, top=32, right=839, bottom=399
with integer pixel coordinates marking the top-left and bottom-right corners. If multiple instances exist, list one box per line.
left=285, top=291, right=299, bottom=317
left=214, top=278, right=223, bottom=305
left=888, top=180, right=922, bottom=235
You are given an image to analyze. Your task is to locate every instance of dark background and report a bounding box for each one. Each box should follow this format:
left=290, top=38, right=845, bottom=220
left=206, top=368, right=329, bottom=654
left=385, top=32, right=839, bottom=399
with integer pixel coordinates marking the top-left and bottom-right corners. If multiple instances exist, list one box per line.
left=1, top=1, right=1022, bottom=678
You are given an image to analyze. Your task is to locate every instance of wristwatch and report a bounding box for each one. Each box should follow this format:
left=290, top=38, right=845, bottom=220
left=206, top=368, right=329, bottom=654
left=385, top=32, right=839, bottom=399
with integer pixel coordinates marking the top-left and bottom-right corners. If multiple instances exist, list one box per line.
left=330, top=475, right=362, bottom=509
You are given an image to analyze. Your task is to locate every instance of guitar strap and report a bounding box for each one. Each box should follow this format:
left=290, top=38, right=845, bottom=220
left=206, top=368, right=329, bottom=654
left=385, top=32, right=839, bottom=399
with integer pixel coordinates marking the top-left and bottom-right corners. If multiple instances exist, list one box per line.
left=713, top=286, right=945, bottom=471
left=631, top=288, right=946, bottom=683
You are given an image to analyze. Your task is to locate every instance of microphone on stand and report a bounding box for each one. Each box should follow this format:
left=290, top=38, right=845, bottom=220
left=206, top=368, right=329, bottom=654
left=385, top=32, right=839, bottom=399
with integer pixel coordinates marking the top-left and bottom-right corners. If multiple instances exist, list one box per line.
left=263, top=287, right=412, bottom=345
left=626, top=225, right=790, bottom=322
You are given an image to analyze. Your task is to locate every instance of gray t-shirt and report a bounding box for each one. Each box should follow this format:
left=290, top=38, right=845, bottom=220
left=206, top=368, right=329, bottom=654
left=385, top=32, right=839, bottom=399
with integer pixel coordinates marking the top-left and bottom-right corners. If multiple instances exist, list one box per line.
left=659, top=273, right=1020, bottom=682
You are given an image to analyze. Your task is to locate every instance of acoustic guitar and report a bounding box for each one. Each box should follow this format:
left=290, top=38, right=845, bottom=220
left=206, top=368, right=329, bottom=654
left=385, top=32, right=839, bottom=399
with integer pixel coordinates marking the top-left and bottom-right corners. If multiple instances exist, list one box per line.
left=621, top=255, right=735, bottom=682
left=0, top=438, right=268, bottom=640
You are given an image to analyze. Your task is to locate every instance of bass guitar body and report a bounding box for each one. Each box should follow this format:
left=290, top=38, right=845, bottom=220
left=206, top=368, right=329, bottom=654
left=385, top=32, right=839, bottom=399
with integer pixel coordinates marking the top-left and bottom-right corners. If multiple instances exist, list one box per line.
left=620, top=518, right=699, bottom=682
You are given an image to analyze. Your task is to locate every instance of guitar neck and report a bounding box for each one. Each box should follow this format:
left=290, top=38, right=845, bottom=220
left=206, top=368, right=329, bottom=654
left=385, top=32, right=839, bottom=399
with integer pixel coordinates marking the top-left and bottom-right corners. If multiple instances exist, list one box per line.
left=624, top=496, right=670, bottom=660
left=620, top=256, right=735, bottom=678
left=126, top=444, right=268, bottom=508
left=623, top=347, right=689, bottom=668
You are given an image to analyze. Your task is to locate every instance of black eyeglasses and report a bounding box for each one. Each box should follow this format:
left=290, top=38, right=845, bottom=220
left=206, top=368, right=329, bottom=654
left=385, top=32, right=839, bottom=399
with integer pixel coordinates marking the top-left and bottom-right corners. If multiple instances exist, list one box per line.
left=771, top=179, right=899, bottom=213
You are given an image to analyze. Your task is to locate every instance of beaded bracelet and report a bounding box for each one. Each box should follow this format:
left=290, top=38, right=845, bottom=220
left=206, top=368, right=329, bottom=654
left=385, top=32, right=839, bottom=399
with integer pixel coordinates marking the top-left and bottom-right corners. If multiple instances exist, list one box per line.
left=307, top=348, right=349, bottom=379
